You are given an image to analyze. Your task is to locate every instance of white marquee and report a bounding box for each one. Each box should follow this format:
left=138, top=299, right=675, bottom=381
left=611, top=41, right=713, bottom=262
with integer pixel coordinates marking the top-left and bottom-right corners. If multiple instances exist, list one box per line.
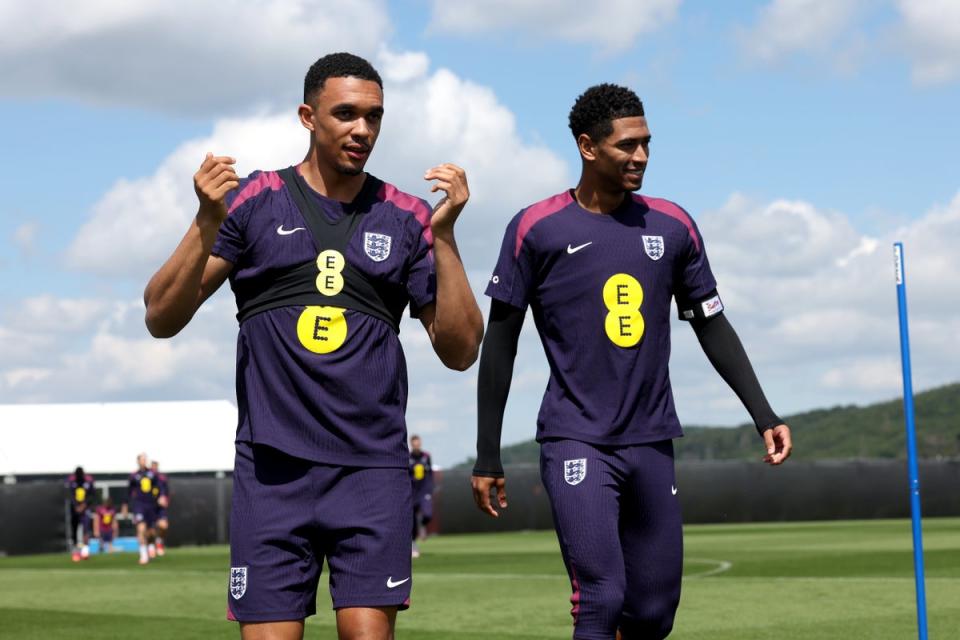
left=0, top=400, right=237, bottom=475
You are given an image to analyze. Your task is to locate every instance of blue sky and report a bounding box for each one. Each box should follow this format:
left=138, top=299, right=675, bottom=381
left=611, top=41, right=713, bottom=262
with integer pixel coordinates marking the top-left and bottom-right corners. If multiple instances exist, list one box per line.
left=2, top=0, right=959, bottom=467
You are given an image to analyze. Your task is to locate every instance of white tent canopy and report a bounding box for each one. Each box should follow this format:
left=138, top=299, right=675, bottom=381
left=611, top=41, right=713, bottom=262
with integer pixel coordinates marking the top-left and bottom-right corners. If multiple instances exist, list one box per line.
left=0, top=400, right=237, bottom=475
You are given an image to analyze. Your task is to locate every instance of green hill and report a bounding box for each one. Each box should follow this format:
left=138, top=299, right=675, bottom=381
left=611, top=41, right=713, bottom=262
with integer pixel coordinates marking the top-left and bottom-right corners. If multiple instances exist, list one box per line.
left=456, top=382, right=960, bottom=468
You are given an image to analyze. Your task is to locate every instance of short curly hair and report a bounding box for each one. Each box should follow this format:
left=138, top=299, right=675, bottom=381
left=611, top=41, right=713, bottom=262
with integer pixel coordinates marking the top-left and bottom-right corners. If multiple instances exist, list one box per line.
left=568, top=84, right=645, bottom=142
left=304, top=52, right=383, bottom=105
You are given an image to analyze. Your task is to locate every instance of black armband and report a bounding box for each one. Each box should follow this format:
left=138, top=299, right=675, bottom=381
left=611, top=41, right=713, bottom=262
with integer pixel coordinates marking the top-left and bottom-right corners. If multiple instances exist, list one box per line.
left=691, top=312, right=782, bottom=434
left=474, top=300, right=526, bottom=477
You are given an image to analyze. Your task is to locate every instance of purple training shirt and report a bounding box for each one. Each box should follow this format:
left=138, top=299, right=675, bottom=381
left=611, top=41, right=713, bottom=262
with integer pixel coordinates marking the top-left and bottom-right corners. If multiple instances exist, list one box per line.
left=212, top=169, right=436, bottom=468
left=486, top=190, right=718, bottom=446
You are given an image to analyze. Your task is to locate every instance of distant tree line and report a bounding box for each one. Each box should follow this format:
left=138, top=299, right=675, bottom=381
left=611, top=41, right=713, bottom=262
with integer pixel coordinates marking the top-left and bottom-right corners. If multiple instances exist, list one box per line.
left=456, top=383, right=960, bottom=467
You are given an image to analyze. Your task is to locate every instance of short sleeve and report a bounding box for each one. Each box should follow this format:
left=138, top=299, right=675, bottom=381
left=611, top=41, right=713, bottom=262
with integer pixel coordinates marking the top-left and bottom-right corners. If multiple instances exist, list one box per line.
left=673, top=215, right=720, bottom=321
left=210, top=173, right=260, bottom=264
left=405, top=204, right=436, bottom=318
left=485, top=212, right=534, bottom=310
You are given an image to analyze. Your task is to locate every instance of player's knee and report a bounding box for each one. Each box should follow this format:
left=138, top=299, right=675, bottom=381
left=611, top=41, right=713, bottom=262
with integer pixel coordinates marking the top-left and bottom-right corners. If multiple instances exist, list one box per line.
left=618, top=597, right=678, bottom=640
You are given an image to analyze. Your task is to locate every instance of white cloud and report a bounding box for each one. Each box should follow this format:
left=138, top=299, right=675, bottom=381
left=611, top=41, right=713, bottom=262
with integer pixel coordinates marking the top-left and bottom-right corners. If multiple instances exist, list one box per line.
left=12, top=222, right=40, bottom=255
left=9, top=296, right=110, bottom=333
left=0, top=0, right=390, bottom=114
left=738, top=0, right=868, bottom=68
left=65, top=50, right=570, bottom=278
left=673, top=189, right=960, bottom=423
left=896, top=0, right=960, bottom=85
left=377, top=48, right=430, bottom=84
left=3, top=368, right=52, bottom=388
left=0, top=294, right=237, bottom=404
left=428, top=0, right=679, bottom=53
left=819, top=358, right=902, bottom=393
left=64, top=112, right=304, bottom=277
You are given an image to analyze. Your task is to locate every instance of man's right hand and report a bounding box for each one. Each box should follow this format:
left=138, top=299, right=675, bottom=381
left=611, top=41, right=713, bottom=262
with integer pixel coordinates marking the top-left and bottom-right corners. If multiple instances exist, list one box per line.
left=193, top=153, right=239, bottom=223
left=471, top=475, right=508, bottom=518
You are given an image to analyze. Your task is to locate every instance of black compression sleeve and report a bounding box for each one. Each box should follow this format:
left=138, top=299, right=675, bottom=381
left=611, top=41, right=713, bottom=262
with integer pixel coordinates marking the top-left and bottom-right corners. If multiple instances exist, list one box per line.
left=474, top=300, right=525, bottom=477
left=690, top=313, right=782, bottom=434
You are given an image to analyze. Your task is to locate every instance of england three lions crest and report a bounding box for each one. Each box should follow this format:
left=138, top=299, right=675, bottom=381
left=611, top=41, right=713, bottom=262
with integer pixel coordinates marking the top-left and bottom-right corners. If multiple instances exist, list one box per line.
left=564, top=458, right=587, bottom=486
left=364, top=232, right=392, bottom=262
left=642, top=235, right=664, bottom=261
left=230, top=567, right=247, bottom=600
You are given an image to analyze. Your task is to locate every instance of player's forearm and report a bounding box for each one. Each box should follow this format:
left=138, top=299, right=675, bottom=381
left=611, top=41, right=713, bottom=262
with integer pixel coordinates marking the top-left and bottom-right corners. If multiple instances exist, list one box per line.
left=429, top=229, right=484, bottom=370
left=143, top=212, right=220, bottom=338
left=474, top=303, right=524, bottom=476
left=692, top=314, right=782, bottom=433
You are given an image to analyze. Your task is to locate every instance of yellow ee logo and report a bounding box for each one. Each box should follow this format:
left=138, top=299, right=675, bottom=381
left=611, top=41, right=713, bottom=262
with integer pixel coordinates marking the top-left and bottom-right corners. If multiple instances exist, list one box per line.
left=316, top=250, right=345, bottom=296
left=602, top=274, right=645, bottom=348
left=297, top=306, right=348, bottom=354
left=140, top=477, right=152, bottom=493
left=74, top=488, right=86, bottom=503
left=103, top=514, right=112, bottom=524
left=413, top=464, right=425, bottom=481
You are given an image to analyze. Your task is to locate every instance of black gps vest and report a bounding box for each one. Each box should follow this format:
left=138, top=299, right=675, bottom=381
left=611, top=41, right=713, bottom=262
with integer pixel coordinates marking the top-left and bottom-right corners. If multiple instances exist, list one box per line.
left=233, top=167, right=409, bottom=333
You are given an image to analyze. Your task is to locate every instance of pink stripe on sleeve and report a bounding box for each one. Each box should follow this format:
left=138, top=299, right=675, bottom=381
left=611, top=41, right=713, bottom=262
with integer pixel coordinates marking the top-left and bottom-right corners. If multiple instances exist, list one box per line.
left=378, top=182, right=434, bottom=247
left=228, top=171, right=284, bottom=214
left=514, top=191, right=573, bottom=257
left=635, top=195, right=700, bottom=252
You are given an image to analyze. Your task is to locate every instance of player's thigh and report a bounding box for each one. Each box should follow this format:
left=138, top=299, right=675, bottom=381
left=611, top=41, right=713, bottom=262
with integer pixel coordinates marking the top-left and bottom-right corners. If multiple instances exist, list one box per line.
left=321, top=467, right=413, bottom=611
left=618, top=440, right=682, bottom=634
left=229, top=442, right=323, bottom=622
left=540, top=439, right=625, bottom=587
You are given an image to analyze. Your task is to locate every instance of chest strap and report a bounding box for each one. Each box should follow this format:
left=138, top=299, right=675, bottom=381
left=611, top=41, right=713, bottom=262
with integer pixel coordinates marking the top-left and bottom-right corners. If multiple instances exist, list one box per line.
left=234, top=167, right=408, bottom=333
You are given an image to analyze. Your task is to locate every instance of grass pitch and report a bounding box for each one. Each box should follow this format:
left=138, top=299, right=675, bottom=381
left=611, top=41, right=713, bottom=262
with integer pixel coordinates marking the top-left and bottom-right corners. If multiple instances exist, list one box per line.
left=1, top=518, right=958, bottom=639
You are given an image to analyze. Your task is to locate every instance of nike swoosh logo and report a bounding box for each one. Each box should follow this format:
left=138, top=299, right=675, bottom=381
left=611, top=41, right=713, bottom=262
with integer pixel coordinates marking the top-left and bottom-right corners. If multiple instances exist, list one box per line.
left=671, top=485, right=678, bottom=496
left=387, top=576, right=410, bottom=589
left=276, top=225, right=306, bottom=236
left=567, top=242, right=592, bottom=254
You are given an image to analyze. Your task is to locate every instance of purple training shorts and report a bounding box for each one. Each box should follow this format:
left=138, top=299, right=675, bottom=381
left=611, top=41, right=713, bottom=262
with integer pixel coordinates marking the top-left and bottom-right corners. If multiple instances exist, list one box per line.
left=227, top=441, right=413, bottom=622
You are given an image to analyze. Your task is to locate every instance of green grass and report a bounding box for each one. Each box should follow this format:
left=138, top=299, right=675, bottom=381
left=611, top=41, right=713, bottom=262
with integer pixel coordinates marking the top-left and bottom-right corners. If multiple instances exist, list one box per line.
left=1, top=519, right=958, bottom=639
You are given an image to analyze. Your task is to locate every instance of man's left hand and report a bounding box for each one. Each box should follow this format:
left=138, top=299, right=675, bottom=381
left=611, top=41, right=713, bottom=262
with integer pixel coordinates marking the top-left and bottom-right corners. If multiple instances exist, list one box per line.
left=763, top=424, right=793, bottom=465
left=424, top=163, right=469, bottom=233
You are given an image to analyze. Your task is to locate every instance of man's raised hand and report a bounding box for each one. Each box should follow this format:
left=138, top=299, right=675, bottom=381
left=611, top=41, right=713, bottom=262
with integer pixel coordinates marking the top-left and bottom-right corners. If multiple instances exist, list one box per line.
left=424, top=163, right=469, bottom=233
left=194, top=153, right=239, bottom=223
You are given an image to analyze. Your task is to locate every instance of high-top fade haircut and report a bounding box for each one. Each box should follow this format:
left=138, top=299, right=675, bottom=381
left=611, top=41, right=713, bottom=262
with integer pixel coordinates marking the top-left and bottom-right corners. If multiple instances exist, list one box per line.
left=304, top=52, right=383, bottom=105
left=568, top=83, right=645, bottom=142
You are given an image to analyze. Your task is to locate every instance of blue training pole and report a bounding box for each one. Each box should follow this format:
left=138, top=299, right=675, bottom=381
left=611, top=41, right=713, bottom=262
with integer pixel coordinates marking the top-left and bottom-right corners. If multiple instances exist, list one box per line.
left=893, top=242, right=928, bottom=640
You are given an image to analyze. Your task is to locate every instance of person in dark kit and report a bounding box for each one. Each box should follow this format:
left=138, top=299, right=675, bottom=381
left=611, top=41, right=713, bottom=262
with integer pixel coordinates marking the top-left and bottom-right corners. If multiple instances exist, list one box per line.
left=408, top=434, right=434, bottom=558
left=94, top=496, right=120, bottom=553
left=143, top=52, right=483, bottom=640
left=151, top=460, right=170, bottom=556
left=65, top=466, right=95, bottom=561
left=472, top=84, right=793, bottom=640
left=129, top=452, right=160, bottom=564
